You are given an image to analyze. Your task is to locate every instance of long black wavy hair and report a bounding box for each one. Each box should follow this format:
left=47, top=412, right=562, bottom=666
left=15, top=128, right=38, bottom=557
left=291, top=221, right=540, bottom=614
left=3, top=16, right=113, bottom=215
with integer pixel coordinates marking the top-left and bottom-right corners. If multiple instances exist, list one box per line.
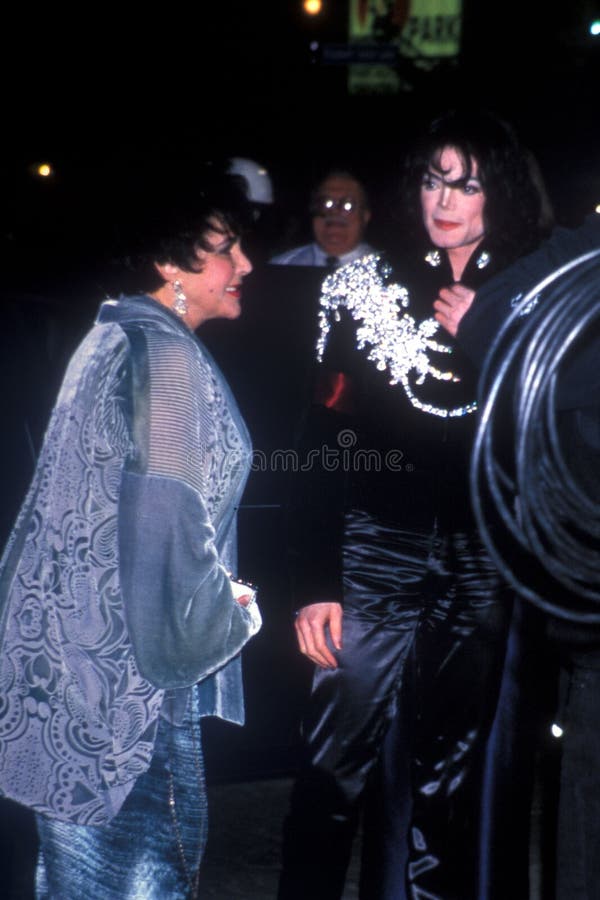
left=399, top=108, right=551, bottom=262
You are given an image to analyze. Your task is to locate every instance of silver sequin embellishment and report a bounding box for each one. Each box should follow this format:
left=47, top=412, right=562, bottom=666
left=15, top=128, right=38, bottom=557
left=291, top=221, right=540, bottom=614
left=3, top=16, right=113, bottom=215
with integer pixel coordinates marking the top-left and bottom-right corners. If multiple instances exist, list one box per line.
left=316, top=255, right=477, bottom=418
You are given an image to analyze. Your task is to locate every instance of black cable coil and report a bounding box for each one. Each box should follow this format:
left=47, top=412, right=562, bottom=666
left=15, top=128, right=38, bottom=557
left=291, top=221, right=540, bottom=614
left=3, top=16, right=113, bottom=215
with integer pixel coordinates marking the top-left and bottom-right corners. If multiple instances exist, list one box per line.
left=470, top=248, right=600, bottom=622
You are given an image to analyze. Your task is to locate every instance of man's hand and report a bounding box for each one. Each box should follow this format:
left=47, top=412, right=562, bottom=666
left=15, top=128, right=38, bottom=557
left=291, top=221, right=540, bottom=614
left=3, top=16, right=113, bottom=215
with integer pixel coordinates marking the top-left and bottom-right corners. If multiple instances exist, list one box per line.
left=294, top=602, right=343, bottom=669
left=434, top=284, right=476, bottom=336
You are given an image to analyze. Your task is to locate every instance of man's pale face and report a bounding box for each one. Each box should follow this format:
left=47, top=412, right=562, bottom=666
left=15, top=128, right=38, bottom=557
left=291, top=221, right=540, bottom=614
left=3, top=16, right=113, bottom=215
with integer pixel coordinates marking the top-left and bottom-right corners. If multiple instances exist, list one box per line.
left=311, top=176, right=371, bottom=257
left=420, top=147, right=486, bottom=255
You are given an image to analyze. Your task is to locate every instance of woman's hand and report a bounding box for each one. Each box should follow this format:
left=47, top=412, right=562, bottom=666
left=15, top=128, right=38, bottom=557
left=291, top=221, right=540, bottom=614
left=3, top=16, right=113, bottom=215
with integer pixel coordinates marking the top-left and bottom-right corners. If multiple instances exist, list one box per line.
left=434, top=284, right=476, bottom=336
left=230, top=578, right=256, bottom=608
left=294, top=602, right=343, bottom=669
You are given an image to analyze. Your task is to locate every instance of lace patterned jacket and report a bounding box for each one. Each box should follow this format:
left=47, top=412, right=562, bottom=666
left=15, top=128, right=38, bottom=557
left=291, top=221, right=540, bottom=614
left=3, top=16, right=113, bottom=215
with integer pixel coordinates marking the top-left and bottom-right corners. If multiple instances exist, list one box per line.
left=0, top=294, right=260, bottom=824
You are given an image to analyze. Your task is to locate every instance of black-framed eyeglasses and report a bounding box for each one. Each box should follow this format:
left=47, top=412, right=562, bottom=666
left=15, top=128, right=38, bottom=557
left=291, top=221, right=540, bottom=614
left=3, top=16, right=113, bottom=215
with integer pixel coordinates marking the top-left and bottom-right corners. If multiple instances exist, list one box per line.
left=311, top=196, right=361, bottom=217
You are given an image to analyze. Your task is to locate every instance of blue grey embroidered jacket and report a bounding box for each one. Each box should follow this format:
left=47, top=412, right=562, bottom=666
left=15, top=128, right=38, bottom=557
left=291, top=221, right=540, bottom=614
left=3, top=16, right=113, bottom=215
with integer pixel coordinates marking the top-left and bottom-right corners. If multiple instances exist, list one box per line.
left=0, top=294, right=260, bottom=824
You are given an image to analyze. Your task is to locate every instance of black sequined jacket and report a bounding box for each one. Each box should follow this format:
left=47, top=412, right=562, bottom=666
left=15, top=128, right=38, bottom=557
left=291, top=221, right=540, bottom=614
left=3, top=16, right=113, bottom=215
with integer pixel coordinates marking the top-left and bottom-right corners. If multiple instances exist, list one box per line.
left=288, top=240, right=517, bottom=605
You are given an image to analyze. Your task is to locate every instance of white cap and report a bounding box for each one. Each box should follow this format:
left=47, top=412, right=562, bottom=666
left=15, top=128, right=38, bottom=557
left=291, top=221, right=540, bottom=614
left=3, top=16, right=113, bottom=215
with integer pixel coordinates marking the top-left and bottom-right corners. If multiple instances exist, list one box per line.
left=228, top=157, right=274, bottom=205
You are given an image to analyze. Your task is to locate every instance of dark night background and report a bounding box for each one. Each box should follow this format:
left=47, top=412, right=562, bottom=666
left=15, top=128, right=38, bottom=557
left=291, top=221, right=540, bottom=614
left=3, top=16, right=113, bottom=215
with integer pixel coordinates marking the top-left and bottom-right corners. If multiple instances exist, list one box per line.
left=2, top=0, right=599, bottom=244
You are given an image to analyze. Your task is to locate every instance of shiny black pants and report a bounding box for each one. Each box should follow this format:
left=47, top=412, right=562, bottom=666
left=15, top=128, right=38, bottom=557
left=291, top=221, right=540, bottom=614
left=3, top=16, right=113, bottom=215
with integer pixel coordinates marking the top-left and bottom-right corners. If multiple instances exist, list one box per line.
left=278, top=512, right=511, bottom=900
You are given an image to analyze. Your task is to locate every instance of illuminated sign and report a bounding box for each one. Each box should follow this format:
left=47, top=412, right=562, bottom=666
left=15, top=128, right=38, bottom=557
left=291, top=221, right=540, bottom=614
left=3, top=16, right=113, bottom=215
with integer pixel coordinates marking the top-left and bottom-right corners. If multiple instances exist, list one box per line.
left=348, top=0, right=463, bottom=93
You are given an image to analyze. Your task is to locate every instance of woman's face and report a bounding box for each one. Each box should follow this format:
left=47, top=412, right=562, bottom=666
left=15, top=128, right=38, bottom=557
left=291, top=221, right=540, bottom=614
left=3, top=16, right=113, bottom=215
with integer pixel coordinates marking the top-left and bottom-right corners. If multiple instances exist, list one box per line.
left=420, top=146, right=486, bottom=256
left=181, top=224, right=252, bottom=328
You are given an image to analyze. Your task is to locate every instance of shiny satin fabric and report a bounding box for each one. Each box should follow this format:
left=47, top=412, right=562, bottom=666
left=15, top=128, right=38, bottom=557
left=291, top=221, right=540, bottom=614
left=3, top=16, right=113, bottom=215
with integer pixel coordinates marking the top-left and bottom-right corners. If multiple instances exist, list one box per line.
left=406, top=529, right=511, bottom=900
left=278, top=509, right=511, bottom=900
left=35, top=692, right=207, bottom=900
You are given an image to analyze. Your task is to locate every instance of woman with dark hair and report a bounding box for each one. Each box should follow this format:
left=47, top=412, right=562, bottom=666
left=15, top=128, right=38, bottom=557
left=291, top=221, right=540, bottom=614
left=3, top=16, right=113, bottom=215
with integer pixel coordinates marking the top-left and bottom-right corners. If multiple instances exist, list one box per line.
left=0, top=174, right=261, bottom=899
left=278, top=109, right=549, bottom=899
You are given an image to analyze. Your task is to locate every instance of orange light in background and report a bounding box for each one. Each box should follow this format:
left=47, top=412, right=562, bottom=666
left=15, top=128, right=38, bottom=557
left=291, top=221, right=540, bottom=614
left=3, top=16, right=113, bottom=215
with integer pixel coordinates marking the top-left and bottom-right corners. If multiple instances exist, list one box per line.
left=37, top=163, right=53, bottom=177
left=303, top=0, right=322, bottom=14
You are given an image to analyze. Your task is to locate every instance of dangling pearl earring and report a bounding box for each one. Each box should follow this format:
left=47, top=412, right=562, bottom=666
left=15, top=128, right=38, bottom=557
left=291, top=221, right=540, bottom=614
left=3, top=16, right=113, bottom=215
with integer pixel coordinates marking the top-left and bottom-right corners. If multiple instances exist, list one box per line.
left=172, top=280, right=188, bottom=317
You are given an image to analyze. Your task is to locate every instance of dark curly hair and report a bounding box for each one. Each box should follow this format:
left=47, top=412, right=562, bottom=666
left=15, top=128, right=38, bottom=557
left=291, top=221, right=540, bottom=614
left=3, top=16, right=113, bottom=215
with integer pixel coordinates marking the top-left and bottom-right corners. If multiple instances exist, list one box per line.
left=400, top=108, right=549, bottom=262
left=104, top=163, right=253, bottom=294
